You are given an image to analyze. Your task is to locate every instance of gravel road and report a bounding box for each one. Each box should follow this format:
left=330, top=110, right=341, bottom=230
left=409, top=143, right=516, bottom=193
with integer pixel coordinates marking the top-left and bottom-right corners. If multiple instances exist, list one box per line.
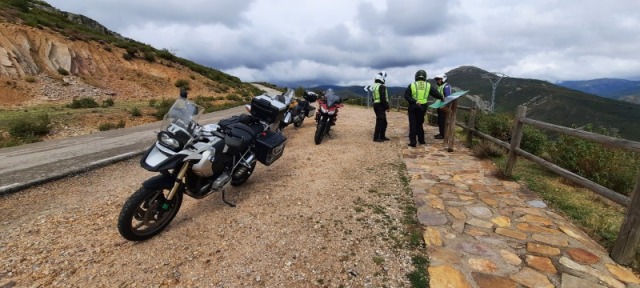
left=0, top=105, right=424, bottom=287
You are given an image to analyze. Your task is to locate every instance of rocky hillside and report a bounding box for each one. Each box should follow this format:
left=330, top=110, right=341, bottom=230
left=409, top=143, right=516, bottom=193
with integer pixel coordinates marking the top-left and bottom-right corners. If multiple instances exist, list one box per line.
left=0, top=1, right=257, bottom=108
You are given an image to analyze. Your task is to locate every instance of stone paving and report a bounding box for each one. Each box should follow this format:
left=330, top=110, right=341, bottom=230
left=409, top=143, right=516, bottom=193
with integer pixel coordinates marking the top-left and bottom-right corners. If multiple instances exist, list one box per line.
left=397, top=124, right=640, bottom=288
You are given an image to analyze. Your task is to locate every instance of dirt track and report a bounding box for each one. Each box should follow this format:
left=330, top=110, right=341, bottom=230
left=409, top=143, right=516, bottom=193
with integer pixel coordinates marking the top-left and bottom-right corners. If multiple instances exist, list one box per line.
left=0, top=105, right=423, bottom=287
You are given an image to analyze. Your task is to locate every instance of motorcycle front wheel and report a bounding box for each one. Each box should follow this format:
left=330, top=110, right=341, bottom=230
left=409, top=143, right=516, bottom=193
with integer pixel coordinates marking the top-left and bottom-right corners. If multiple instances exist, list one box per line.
left=314, top=122, right=326, bottom=145
left=293, top=117, right=304, bottom=127
left=117, top=186, right=183, bottom=241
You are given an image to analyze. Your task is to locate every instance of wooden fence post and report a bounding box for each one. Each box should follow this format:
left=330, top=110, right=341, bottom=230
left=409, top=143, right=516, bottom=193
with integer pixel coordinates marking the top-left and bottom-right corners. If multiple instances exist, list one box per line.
left=611, top=173, right=640, bottom=264
left=466, top=102, right=477, bottom=148
left=444, top=100, right=458, bottom=152
left=505, top=105, right=527, bottom=176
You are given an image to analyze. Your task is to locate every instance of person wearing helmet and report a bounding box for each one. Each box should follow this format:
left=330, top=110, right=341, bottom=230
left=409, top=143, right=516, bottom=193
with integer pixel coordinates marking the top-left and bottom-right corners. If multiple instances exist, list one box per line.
left=433, top=74, right=451, bottom=139
left=403, top=70, right=444, bottom=147
left=179, top=87, right=188, bottom=99
left=372, top=71, right=390, bottom=142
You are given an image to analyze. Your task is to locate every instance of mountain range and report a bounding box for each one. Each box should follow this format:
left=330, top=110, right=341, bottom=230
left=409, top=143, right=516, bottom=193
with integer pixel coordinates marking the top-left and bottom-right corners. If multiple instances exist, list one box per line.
left=556, top=79, right=640, bottom=104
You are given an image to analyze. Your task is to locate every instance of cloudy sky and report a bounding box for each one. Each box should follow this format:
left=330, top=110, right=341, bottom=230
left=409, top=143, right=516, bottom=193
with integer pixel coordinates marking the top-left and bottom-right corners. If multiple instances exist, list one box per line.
left=45, top=0, right=640, bottom=87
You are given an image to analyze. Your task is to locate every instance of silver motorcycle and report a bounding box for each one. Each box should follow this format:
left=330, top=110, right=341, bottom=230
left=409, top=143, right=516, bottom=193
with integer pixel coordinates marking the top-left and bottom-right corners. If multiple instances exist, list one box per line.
left=117, top=95, right=287, bottom=241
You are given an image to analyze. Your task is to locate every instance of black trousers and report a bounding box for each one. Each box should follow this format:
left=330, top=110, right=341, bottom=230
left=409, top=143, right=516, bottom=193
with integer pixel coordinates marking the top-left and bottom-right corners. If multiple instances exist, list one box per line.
left=373, top=103, right=387, bottom=140
left=437, top=108, right=446, bottom=136
left=408, top=104, right=427, bottom=145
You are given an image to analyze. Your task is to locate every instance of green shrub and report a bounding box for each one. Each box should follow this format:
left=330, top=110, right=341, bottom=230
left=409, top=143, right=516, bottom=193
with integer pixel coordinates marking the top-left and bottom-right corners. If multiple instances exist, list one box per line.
left=122, top=53, right=133, bottom=61
left=67, top=97, right=99, bottom=109
left=130, top=107, right=142, bottom=117
left=148, top=99, right=157, bottom=107
left=57, top=67, right=69, bottom=76
left=475, top=112, right=512, bottom=141
left=549, top=125, right=640, bottom=195
left=98, top=120, right=126, bottom=131
left=143, top=51, right=155, bottom=62
left=156, top=49, right=176, bottom=61
left=521, top=125, right=548, bottom=156
left=24, top=76, right=36, bottom=83
left=174, top=79, right=190, bottom=89
left=8, top=0, right=29, bottom=12
left=473, top=112, right=548, bottom=156
left=225, top=94, right=242, bottom=102
left=125, top=46, right=138, bottom=56
left=102, top=98, right=115, bottom=107
left=193, top=96, right=215, bottom=113
left=154, top=98, right=174, bottom=120
left=8, top=113, right=51, bottom=138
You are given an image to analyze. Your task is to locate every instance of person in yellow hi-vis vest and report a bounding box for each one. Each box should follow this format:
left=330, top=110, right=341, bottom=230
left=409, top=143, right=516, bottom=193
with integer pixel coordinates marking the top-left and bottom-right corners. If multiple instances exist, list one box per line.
left=434, top=74, right=451, bottom=139
left=372, top=71, right=390, bottom=142
left=402, top=70, right=444, bottom=147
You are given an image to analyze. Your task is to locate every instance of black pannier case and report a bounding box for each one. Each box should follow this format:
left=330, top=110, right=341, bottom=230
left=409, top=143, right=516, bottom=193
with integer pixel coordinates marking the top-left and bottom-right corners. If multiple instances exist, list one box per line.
left=255, top=130, right=286, bottom=166
left=250, top=95, right=286, bottom=125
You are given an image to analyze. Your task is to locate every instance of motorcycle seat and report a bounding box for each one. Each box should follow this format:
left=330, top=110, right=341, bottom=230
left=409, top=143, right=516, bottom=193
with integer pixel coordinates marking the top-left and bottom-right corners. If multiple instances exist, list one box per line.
left=218, top=114, right=254, bottom=130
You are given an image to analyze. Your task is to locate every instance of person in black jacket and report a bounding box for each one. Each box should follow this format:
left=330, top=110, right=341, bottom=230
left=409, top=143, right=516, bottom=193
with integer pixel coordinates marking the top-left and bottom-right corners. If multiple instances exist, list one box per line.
left=372, top=71, right=390, bottom=142
left=403, top=70, right=444, bottom=147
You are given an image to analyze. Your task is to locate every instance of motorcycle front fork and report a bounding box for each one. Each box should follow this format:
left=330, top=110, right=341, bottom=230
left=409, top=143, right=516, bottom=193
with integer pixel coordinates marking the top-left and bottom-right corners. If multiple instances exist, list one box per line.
left=166, top=162, right=189, bottom=201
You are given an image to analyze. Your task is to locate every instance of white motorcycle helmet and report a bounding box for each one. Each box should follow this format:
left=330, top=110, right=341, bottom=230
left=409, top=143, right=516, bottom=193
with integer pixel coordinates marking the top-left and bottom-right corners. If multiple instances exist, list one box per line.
left=374, top=71, right=387, bottom=83
left=435, top=74, right=447, bottom=82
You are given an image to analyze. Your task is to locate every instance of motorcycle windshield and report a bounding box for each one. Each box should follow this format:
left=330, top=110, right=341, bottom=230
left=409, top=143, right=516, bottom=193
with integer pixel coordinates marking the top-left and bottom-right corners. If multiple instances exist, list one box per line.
left=161, top=98, right=204, bottom=133
left=274, top=88, right=295, bottom=105
left=324, top=91, right=341, bottom=107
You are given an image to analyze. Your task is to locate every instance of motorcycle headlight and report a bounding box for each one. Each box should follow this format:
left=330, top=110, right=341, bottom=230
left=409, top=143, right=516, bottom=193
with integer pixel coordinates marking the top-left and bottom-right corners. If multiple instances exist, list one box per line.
left=158, top=131, right=181, bottom=150
left=327, top=110, right=336, bottom=115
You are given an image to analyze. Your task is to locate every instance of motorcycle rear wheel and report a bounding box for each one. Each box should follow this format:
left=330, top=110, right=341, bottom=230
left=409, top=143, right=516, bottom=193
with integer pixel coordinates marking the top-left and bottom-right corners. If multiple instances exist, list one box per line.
left=117, top=186, right=183, bottom=241
left=314, top=122, right=326, bottom=145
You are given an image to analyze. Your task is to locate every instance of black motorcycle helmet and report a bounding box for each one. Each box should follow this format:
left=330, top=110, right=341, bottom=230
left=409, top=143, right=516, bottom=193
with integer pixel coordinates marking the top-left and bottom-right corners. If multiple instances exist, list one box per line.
left=179, top=87, right=188, bottom=98
left=415, top=70, right=427, bottom=81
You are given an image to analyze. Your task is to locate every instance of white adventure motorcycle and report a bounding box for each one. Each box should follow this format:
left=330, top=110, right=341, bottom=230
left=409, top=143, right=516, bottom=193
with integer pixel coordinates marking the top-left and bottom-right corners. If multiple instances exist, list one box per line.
left=117, top=95, right=287, bottom=241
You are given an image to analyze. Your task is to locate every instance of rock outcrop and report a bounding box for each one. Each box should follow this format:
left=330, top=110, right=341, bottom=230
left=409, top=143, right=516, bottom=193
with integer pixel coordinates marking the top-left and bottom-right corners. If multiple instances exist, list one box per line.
left=0, top=22, right=222, bottom=106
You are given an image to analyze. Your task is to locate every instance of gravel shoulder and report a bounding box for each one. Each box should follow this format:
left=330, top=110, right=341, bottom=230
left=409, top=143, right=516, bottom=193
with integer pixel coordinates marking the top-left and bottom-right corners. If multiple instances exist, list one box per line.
left=0, top=105, right=424, bottom=287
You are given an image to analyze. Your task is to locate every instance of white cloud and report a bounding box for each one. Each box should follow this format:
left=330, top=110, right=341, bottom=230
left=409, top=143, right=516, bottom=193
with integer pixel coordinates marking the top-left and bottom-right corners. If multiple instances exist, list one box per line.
left=44, top=0, right=640, bottom=85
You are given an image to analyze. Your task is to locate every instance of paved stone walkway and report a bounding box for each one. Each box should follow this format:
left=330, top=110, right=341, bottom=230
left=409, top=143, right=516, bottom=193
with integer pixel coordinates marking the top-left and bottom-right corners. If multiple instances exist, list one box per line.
left=397, top=123, right=640, bottom=287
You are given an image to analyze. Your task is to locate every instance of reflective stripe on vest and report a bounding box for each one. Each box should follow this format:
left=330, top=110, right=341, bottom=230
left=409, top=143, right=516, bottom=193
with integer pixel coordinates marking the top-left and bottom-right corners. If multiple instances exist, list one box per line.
left=410, top=81, right=430, bottom=104
left=373, top=83, right=387, bottom=104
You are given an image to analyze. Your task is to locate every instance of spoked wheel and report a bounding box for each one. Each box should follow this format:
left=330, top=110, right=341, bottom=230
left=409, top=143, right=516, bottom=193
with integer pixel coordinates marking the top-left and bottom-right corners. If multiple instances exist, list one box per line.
left=315, top=122, right=326, bottom=145
left=117, top=187, right=183, bottom=241
left=231, top=161, right=256, bottom=186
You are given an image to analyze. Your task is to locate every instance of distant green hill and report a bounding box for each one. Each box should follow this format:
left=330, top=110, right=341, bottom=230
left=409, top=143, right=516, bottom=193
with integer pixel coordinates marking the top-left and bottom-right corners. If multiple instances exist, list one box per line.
left=447, top=66, right=640, bottom=141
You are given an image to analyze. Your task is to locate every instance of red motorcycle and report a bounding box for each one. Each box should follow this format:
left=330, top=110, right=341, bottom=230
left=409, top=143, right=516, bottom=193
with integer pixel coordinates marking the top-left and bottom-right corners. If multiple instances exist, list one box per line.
left=314, top=89, right=343, bottom=145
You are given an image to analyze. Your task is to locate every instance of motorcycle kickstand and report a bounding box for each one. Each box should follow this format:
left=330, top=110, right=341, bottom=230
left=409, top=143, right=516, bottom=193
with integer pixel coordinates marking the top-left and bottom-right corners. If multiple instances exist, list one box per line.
left=221, top=188, right=236, bottom=207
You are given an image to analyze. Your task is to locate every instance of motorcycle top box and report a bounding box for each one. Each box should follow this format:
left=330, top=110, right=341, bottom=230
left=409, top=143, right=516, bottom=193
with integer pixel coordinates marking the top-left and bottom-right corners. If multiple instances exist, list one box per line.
left=255, top=130, right=286, bottom=166
left=250, top=95, right=286, bottom=125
